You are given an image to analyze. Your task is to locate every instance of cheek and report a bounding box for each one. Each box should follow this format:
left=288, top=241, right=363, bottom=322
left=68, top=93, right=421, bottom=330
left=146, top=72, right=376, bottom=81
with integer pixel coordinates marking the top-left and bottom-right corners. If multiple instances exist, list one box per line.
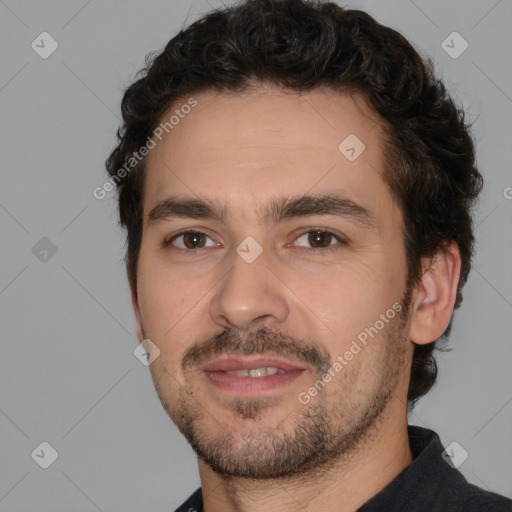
left=136, top=266, right=204, bottom=365
left=138, top=281, right=196, bottom=389
left=287, top=254, right=404, bottom=347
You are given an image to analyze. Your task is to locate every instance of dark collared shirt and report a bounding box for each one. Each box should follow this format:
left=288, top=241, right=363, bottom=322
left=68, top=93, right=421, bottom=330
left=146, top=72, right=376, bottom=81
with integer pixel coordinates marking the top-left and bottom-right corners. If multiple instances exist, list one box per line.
left=174, top=425, right=512, bottom=511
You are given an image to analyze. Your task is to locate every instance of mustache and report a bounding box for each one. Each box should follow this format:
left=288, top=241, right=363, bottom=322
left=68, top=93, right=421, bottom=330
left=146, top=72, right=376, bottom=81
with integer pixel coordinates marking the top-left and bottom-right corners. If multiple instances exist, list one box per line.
left=181, top=327, right=331, bottom=374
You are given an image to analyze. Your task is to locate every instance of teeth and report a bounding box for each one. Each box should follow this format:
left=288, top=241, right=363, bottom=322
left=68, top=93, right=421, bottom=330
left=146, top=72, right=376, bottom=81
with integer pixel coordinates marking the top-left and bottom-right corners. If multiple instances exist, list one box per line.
left=226, top=367, right=279, bottom=377
left=249, top=367, right=267, bottom=377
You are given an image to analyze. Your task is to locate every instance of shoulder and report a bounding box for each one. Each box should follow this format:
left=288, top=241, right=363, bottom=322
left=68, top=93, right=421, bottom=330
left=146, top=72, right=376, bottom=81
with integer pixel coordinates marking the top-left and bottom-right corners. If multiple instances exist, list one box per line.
left=445, top=481, right=512, bottom=512
left=410, top=427, right=512, bottom=511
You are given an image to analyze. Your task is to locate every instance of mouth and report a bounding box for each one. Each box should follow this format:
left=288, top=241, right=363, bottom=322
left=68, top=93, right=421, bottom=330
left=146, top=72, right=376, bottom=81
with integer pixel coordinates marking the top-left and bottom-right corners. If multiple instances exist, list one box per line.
left=201, top=355, right=308, bottom=394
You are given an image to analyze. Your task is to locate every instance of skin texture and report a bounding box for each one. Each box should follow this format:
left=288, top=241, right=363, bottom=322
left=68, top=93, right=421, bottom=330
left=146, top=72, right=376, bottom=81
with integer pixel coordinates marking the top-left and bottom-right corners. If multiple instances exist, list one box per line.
left=130, top=86, right=461, bottom=512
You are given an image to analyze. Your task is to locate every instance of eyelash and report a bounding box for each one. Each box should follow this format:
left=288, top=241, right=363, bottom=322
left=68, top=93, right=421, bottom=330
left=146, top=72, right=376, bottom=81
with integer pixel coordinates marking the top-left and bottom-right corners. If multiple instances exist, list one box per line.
left=163, top=228, right=346, bottom=254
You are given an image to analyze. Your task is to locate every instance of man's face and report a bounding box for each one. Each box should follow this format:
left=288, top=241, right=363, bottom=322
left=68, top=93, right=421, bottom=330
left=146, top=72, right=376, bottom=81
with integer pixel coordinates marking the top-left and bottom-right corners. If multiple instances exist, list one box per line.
left=133, top=87, right=414, bottom=478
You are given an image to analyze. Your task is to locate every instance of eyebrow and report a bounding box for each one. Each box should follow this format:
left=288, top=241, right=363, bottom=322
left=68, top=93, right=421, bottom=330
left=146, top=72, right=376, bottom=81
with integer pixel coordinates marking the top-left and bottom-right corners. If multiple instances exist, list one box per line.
left=147, top=193, right=375, bottom=229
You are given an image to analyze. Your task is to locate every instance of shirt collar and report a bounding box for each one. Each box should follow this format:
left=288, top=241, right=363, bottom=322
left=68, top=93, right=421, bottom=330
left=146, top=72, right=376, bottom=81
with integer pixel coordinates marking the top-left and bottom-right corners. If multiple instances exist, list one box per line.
left=357, top=425, right=468, bottom=511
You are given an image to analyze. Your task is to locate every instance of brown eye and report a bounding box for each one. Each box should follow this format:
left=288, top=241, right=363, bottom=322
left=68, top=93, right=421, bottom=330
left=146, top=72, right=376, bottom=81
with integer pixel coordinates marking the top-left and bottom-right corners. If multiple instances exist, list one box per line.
left=308, top=231, right=334, bottom=248
left=167, top=231, right=217, bottom=250
left=294, top=229, right=345, bottom=252
left=182, top=232, right=206, bottom=249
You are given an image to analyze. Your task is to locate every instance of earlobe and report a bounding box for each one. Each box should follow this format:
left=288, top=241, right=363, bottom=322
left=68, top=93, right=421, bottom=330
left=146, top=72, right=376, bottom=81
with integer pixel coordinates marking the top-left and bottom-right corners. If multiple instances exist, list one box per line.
left=408, top=241, right=461, bottom=345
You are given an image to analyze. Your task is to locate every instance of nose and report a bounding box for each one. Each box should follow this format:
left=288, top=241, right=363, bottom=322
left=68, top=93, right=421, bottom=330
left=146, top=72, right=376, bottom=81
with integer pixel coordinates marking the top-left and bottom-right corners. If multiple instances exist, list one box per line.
left=209, top=246, right=289, bottom=333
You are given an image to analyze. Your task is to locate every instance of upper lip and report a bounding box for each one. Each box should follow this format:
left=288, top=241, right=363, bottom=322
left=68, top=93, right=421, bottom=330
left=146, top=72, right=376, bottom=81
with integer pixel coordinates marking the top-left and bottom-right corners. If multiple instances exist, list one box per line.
left=201, top=355, right=306, bottom=372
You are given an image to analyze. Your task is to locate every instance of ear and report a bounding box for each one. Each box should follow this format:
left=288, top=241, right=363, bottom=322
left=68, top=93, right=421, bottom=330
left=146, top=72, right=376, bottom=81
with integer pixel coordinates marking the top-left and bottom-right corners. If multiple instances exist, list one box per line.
left=408, top=241, right=461, bottom=345
left=128, top=267, right=144, bottom=344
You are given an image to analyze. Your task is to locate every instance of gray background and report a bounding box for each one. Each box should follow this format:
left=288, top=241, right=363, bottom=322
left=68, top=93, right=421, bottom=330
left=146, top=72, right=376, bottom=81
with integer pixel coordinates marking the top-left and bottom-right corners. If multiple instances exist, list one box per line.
left=1, top=0, right=511, bottom=510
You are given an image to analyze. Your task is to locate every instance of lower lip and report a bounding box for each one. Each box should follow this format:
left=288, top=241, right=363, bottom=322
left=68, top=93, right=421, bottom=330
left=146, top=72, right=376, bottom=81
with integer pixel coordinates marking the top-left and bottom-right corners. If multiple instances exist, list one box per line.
left=203, top=369, right=306, bottom=394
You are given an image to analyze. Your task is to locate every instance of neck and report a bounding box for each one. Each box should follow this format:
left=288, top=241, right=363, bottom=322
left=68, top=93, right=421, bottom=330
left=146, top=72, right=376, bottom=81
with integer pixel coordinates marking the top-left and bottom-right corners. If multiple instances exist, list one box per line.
left=198, top=402, right=412, bottom=512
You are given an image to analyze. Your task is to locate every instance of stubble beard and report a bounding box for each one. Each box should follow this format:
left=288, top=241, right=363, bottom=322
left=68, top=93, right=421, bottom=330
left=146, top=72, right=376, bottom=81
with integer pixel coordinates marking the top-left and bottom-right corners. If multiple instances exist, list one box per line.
left=149, top=293, right=412, bottom=480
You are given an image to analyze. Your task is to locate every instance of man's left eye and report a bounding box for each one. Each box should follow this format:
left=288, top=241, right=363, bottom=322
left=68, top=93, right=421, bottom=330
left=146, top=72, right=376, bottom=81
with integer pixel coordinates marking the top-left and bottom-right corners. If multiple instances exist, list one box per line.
left=293, top=230, right=345, bottom=250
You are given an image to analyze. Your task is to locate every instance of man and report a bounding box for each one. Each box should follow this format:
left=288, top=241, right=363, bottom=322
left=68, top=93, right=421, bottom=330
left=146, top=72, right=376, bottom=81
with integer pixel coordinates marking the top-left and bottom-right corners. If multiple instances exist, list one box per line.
left=105, top=0, right=512, bottom=510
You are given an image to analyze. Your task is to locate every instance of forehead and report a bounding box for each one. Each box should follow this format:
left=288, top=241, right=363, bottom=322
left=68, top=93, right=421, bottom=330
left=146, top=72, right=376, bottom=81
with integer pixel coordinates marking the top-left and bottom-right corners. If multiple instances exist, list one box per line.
left=143, top=87, right=398, bottom=225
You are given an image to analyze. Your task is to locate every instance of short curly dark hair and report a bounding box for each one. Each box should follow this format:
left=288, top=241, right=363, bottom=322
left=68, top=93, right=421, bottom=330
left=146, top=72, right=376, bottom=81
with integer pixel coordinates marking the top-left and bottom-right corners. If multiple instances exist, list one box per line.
left=105, top=0, right=482, bottom=409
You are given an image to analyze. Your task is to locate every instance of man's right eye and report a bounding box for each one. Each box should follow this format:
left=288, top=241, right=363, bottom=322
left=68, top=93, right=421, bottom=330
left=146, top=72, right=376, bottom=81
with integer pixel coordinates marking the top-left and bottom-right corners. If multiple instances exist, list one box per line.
left=164, top=230, right=219, bottom=250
